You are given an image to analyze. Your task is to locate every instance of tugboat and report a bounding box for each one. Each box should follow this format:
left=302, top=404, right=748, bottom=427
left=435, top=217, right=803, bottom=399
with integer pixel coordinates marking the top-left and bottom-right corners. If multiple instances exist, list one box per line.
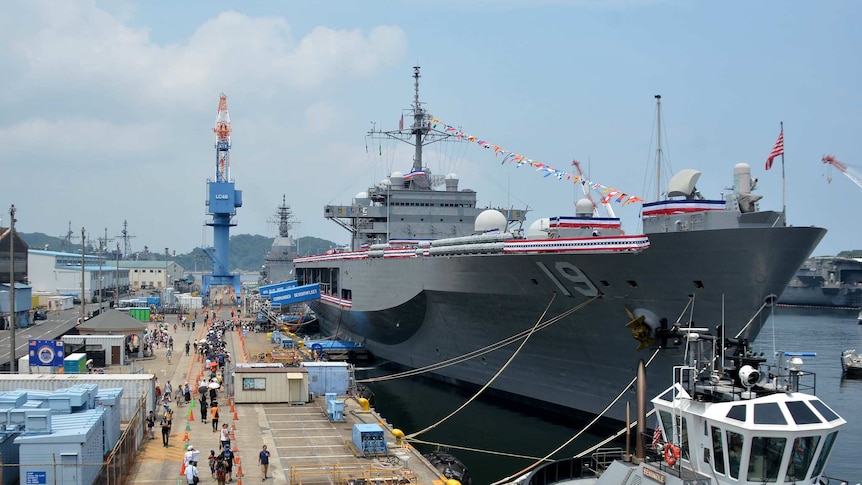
left=516, top=325, right=846, bottom=484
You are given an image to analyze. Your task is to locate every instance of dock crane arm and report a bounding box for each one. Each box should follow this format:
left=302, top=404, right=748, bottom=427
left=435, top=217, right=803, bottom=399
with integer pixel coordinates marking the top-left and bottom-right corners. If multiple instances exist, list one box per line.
left=823, top=155, right=862, bottom=192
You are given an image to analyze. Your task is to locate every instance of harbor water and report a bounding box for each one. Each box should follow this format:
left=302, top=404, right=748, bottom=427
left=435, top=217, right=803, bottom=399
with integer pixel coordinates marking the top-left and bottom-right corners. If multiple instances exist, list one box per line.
left=356, top=308, right=862, bottom=484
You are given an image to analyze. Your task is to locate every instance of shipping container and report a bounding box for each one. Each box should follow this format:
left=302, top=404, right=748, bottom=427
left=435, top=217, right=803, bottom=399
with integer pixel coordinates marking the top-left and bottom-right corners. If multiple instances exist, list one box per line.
left=63, top=353, right=88, bottom=375
left=0, top=374, right=155, bottom=423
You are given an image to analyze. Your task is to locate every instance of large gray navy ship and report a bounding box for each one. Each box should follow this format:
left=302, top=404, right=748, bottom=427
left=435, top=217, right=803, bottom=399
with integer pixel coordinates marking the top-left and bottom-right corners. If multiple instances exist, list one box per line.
left=778, top=256, right=862, bottom=309
left=294, top=67, right=826, bottom=422
left=259, top=195, right=299, bottom=286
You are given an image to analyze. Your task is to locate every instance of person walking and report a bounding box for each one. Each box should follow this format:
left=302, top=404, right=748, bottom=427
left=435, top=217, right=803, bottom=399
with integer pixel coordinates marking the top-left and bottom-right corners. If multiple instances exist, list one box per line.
left=210, top=402, right=220, bottom=432
left=219, top=423, right=230, bottom=449
left=185, top=460, right=200, bottom=484
left=146, top=411, right=155, bottom=440
left=164, top=381, right=173, bottom=402
left=166, top=347, right=172, bottom=364
left=185, top=341, right=191, bottom=356
left=218, top=445, right=234, bottom=482
left=160, top=414, right=172, bottom=447
left=208, top=450, right=218, bottom=479
left=259, top=444, right=271, bottom=480
left=184, top=445, right=200, bottom=468
left=200, top=396, right=208, bottom=424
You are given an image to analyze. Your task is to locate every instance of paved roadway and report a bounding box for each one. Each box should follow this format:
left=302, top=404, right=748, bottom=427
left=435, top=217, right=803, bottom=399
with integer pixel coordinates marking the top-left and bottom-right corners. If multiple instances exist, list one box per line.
left=0, top=307, right=82, bottom=370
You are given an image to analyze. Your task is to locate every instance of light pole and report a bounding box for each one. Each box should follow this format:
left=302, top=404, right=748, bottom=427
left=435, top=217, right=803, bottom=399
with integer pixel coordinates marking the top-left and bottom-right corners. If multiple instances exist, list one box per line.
left=9, top=204, right=17, bottom=372
left=115, top=242, right=120, bottom=308
left=164, top=248, right=169, bottom=308
left=97, top=231, right=104, bottom=310
left=80, top=227, right=86, bottom=325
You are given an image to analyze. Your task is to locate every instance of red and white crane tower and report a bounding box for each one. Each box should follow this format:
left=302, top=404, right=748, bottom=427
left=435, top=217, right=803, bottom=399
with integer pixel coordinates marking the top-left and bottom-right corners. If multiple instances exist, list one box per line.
left=822, top=155, right=862, bottom=193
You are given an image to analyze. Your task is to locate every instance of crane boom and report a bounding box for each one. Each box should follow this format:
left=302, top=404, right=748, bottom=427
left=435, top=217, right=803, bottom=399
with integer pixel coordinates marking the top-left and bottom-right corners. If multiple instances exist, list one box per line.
left=571, top=160, right=616, bottom=217
left=822, top=155, right=862, bottom=192
left=214, top=94, right=231, bottom=182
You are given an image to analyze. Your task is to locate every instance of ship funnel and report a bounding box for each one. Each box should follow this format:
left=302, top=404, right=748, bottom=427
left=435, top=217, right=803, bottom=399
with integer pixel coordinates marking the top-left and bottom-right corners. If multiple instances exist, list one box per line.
left=445, top=173, right=459, bottom=191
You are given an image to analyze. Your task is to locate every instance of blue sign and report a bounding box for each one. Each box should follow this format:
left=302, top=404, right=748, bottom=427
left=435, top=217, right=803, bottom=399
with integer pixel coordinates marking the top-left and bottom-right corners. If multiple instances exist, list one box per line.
left=259, top=280, right=298, bottom=298
left=28, top=340, right=64, bottom=367
left=26, top=471, right=47, bottom=484
left=270, top=283, right=320, bottom=306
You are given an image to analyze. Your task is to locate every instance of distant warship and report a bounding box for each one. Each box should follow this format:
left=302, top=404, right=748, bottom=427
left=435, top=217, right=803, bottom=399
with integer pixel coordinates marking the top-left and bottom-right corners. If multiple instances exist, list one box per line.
left=259, top=195, right=298, bottom=286
left=779, top=256, right=862, bottom=309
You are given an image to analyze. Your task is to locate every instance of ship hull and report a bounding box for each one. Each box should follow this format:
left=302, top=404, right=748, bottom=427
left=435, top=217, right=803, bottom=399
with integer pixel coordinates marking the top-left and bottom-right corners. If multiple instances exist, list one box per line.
left=300, top=226, right=825, bottom=421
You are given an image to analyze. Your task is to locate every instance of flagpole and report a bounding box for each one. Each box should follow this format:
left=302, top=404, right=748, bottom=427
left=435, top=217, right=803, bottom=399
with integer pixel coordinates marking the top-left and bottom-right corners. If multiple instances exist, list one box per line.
left=780, top=121, right=786, bottom=224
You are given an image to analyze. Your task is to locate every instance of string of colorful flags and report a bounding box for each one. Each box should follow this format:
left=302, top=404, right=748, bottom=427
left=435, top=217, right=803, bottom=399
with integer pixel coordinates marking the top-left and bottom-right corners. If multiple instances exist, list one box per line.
left=426, top=116, right=645, bottom=206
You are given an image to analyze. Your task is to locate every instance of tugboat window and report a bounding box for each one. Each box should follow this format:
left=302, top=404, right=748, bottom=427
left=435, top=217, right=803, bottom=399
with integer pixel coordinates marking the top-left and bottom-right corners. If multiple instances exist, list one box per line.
left=710, top=426, right=726, bottom=474
left=747, top=436, right=786, bottom=482
left=811, top=431, right=838, bottom=476
left=787, top=435, right=819, bottom=481
left=726, top=431, right=744, bottom=479
left=809, top=399, right=840, bottom=422
left=726, top=404, right=746, bottom=422
left=753, top=402, right=787, bottom=425
left=785, top=400, right=821, bottom=425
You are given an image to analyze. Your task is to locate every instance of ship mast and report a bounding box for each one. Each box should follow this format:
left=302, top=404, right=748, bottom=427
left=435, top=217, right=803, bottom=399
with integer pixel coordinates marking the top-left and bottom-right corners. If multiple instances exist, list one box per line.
left=411, top=66, right=426, bottom=174
left=655, top=94, right=662, bottom=200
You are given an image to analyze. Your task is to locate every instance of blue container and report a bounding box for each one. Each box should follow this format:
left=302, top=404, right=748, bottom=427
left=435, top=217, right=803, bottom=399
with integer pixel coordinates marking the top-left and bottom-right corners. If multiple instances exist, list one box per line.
left=351, top=423, right=387, bottom=456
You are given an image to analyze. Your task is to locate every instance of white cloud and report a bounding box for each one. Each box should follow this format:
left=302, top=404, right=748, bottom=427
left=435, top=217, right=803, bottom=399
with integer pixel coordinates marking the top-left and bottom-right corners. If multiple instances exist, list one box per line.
left=0, top=0, right=408, bottom=252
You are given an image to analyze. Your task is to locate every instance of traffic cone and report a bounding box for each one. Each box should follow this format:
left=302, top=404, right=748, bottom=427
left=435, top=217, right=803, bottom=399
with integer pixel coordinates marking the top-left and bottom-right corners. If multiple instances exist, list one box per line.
left=185, top=423, right=191, bottom=432
left=237, top=464, right=243, bottom=477
left=180, top=462, right=186, bottom=475
left=236, top=479, right=242, bottom=485
left=230, top=402, right=236, bottom=413
left=188, top=410, right=194, bottom=422
left=233, top=411, right=238, bottom=421
left=182, top=431, right=189, bottom=442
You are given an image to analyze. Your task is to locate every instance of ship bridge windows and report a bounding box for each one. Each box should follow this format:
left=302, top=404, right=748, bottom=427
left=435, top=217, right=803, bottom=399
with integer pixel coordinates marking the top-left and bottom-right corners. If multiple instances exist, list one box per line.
left=787, top=435, right=820, bottom=481
left=726, top=430, right=744, bottom=479
left=811, top=431, right=838, bottom=477
left=747, top=436, right=786, bottom=482
left=753, top=402, right=787, bottom=425
left=809, top=399, right=840, bottom=421
left=710, top=426, right=726, bottom=475
left=726, top=404, right=746, bottom=422
left=786, top=400, right=821, bottom=425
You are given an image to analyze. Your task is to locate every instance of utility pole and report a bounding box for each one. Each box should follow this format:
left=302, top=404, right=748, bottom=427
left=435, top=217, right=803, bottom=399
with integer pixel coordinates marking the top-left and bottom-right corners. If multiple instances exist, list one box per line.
left=115, top=242, right=120, bottom=308
left=80, top=227, right=85, bottom=325
left=98, top=229, right=105, bottom=311
left=9, top=204, right=17, bottom=373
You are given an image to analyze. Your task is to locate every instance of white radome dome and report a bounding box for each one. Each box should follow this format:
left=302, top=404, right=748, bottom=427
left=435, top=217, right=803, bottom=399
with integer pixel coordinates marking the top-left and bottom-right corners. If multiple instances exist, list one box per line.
left=475, top=210, right=508, bottom=234
left=356, top=191, right=368, bottom=199
left=575, top=199, right=594, bottom=217
left=527, top=218, right=551, bottom=238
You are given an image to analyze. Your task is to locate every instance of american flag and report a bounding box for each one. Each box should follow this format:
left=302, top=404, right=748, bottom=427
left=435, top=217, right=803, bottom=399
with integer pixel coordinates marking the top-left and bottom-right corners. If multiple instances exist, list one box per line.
left=651, top=419, right=663, bottom=449
left=766, top=128, right=784, bottom=170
